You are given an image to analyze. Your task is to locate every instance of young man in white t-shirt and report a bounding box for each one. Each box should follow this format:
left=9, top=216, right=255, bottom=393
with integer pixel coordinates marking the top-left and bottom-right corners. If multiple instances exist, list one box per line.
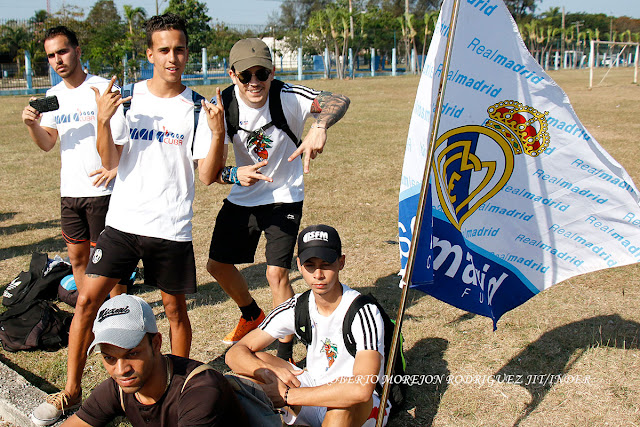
left=21, top=26, right=131, bottom=297
left=226, top=225, right=390, bottom=427
left=207, top=39, right=351, bottom=362
left=30, top=15, right=226, bottom=426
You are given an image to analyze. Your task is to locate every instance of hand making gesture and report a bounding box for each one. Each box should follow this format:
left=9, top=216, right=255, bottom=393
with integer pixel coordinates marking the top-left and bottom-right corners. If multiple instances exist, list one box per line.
left=90, top=76, right=131, bottom=123
left=288, top=124, right=327, bottom=174
left=237, top=160, right=274, bottom=186
left=202, top=87, right=225, bottom=136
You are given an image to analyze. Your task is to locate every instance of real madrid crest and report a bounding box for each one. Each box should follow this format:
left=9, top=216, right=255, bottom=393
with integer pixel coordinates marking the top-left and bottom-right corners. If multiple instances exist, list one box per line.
left=433, top=100, right=551, bottom=230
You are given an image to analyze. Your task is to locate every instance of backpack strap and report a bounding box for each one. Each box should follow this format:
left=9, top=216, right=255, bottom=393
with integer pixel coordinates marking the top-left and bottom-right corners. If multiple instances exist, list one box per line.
left=181, top=363, right=214, bottom=393
left=119, top=387, right=125, bottom=412
left=191, top=89, right=205, bottom=154
left=221, top=80, right=300, bottom=147
left=293, top=290, right=312, bottom=346
left=342, top=294, right=380, bottom=359
left=121, top=83, right=134, bottom=116
left=268, top=79, right=300, bottom=147
left=221, top=84, right=238, bottom=143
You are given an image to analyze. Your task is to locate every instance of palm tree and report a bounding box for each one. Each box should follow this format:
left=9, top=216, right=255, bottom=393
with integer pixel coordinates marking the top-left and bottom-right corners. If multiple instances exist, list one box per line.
left=420, top=10, right=438, bottom=70
left=123, top=5, right=146, bottom=36
left=123, top=5, right=147, bottom=76
left=0, top=24, right=30, bottom=76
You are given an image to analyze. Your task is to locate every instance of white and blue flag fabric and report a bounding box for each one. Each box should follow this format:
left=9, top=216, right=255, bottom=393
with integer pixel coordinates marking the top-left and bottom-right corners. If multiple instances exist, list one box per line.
left=399, top=0, right=640, bottom=327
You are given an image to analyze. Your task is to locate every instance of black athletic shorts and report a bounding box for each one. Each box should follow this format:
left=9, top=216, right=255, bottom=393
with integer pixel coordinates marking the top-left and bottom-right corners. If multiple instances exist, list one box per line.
left=86, top=226, right=197, bottom=295
left=60, top=196, right=110, bottom=245
left=209, top=199, right=303, bottom=269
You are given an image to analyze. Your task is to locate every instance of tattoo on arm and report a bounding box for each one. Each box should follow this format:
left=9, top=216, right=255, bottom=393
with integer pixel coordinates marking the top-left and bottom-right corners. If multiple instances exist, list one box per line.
left=311, top=91, right=350, bottom=129
left=86, top=274, right=101, bottom=278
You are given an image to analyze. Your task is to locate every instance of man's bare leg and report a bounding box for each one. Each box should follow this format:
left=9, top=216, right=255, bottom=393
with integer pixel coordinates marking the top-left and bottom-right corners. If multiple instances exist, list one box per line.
left=65, top=241, right=90, bottom=291
left=161, top=291, right=191, bottom=358
left=64, top=275, right=119, bottom=397
left=207, top=259, right=253, bottom=307
left=109, top=283, right=128, bottom=298
left=266, top=265, right=294, bottom=308
left=322, top=398, right=374, bottom=427
left=266, top=265, right=295, bottom=355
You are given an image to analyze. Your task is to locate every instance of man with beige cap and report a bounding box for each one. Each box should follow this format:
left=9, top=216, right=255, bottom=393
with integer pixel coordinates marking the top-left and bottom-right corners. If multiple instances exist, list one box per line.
left=206, top=38, right=350, bottom=363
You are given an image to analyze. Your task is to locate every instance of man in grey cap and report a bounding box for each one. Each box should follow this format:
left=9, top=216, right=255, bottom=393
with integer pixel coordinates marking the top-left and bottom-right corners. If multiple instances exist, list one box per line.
left=206, top=39, right=351, bottom=364
left=58, top=295, right=248, bottom=427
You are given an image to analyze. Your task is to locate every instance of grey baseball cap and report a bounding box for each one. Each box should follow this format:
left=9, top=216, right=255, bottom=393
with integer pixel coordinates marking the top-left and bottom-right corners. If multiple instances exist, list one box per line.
left=88, top=294, right=158, bottom=355
left=229, top=38, right=273, bottom=73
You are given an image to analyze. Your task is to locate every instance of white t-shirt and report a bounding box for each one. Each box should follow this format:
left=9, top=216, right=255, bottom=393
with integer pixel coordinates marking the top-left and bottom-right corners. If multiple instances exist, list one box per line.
left=260, top=284, right=385, bottom=386
left=40, top=74, right=128, bottom=198
left=226, top=82, right=319, bottom=207
left=105, top=81, right=213, bottom=241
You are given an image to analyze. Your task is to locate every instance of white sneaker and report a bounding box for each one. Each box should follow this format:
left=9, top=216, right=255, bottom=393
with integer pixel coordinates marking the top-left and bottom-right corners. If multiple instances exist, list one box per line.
left=30, top=390, right=81, bottom=426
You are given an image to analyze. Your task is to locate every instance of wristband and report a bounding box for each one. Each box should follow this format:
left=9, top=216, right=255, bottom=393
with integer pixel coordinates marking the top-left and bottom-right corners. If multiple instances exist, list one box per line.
left=221, top=166, right=241, bottom=185
left=311, top=124, right=327, bottom=130
left=284, top=386, right=290, bottom=406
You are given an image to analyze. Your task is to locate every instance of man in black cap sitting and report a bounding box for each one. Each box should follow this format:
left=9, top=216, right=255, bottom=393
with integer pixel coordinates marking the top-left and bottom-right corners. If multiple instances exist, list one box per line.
left=226, top=225, right=391, bottom=427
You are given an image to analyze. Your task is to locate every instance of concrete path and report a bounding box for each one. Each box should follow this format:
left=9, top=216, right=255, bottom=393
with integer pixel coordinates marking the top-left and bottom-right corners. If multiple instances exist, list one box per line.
left=0, top=360, right=64, bottom=426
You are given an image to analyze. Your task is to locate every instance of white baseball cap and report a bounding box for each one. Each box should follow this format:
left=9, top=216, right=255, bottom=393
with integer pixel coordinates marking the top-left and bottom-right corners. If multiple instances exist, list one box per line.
left=88, top=294, right=158, bottom=355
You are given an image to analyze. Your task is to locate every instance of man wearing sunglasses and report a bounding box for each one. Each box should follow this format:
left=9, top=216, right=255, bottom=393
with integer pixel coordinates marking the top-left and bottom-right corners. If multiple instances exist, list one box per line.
left=207, top=38, right=350, bottom=363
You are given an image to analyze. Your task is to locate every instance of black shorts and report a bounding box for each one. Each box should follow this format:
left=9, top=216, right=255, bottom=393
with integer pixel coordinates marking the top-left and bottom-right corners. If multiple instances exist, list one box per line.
left=86, top=226, right=197, bottom=295
left=60, top=196, right=110, bottom=245
left=209, top=199, right=303, bottom=269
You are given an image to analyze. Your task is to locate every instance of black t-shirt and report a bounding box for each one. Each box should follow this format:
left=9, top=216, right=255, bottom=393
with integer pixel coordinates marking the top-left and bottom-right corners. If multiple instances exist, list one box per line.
left=76, top=355, right=248, bottom=426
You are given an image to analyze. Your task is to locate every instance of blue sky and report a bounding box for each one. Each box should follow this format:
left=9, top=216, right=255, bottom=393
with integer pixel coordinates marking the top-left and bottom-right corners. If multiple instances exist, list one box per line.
left=2, top=0, right=639, bottom=23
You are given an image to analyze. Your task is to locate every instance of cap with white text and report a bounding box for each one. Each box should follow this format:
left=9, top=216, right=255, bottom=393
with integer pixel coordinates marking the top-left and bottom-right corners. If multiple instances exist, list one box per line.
left=229, top=38, right=273, bottom=73
left=297, top=224, right=342, bottom=264
left=87, top=294, right=158, bottom=355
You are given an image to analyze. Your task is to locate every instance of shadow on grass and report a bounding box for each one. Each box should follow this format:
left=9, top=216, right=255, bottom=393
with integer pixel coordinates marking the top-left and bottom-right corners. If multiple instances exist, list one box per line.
left=391, top=337, right=449, bottom=427
left=495, top=314, right=640, bottom=426
left=0, top=219, right=60, bottom=236
left=0, top=352, right=60, bottom=394
left=0, top=212, right=18, bottom=222
left=0, top=235, right=67, bottom=262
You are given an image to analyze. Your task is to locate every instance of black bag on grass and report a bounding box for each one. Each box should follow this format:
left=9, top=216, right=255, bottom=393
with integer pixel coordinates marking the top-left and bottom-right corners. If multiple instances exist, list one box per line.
left=2, top=252, right=72, bottom=307
left=0, top=299, right=70, bottom=352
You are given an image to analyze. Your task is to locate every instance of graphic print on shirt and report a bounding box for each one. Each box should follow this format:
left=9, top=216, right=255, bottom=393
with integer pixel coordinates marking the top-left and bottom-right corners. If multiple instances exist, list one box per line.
left=54, top=108, right=96, bottom=125
left=320, top=338, right=338, bottom=370
left=245, top=128, right=273, bottom=160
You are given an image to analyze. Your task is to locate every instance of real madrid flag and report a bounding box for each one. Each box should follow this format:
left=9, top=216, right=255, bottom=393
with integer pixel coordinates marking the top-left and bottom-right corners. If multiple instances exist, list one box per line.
left=399, top=0, right=640, bottom=327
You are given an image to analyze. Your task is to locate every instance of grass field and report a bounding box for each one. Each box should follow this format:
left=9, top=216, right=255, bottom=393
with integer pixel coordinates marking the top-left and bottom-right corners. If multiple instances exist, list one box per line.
left=1, top=68, right=639, bottom=426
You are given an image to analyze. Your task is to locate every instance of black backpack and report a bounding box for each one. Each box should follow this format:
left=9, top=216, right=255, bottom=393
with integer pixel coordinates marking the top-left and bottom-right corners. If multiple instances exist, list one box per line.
left=0, top=299, right=70, bottom=352
left=294, top=290, right=407, bottom=414
left=221, top=79, right=301, bottom=147
left=2, top=252, right=72, bottom=307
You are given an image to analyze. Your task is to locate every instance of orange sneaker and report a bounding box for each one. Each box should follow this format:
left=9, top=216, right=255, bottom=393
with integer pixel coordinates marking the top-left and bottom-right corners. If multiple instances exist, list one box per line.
left=222, top=310, right=266, bottom=344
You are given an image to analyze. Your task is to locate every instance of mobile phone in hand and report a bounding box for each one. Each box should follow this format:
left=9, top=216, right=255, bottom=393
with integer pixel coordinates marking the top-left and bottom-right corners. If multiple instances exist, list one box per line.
left=29, top=95, right=59, bottom=113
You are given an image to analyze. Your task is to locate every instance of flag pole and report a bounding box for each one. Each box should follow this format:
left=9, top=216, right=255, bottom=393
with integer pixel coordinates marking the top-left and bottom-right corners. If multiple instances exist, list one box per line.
left=376, top=0, right=461, bottom=424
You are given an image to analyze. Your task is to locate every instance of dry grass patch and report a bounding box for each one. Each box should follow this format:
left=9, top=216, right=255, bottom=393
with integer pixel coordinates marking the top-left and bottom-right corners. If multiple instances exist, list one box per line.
left=0, top=69, right=639, bottom=426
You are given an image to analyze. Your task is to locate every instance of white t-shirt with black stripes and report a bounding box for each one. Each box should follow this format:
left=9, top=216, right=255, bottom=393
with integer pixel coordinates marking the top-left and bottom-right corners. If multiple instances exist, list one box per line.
left=260, top=284, right=386, bottom=386
left=225, top=82, right=319, bottom=207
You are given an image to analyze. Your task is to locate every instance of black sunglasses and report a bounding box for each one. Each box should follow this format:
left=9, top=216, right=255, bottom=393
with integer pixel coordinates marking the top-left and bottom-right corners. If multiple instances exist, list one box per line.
left=236, top=68, right=271, bottom=84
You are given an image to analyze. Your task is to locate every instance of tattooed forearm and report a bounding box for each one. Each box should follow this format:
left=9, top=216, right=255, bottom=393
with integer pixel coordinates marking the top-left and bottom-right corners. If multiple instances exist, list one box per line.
left=310, top=91, right=350, bottom=128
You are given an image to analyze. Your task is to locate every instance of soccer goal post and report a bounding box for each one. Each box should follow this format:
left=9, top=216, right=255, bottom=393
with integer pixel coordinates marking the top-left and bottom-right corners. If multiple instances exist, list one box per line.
left=589, top=40, right=639, bottom=88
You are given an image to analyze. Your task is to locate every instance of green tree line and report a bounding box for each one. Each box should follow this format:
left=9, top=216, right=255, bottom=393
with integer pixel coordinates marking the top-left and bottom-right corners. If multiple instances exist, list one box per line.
left=1, top=0, right=639, bottom=81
